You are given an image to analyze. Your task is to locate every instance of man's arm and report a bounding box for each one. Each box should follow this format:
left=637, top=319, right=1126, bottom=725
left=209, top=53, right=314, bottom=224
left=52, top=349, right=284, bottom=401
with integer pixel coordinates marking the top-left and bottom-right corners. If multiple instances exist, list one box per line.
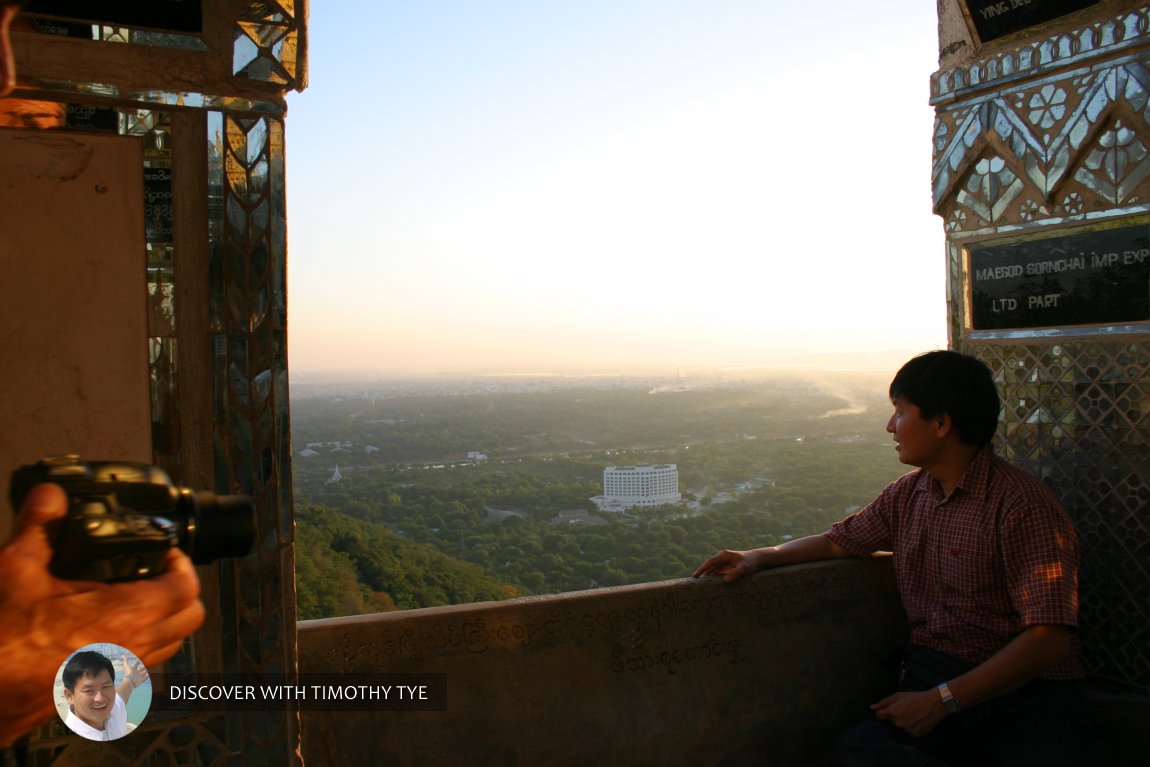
left=872, top=624, right=1074, bottom=737
left=692, top=533, right=853, bottom=582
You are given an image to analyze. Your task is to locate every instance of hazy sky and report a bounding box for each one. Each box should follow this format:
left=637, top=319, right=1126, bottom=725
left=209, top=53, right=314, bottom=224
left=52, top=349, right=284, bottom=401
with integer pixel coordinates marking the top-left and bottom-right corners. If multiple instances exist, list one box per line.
left=286, top=2, right=947, bottom=375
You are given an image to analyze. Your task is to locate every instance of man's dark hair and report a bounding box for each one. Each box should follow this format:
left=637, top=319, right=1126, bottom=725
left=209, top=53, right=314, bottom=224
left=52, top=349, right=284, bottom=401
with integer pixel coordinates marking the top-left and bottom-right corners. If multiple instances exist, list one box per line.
left=889, top=350, right=1001, bottom=446
left=62, top=651, right=115, bottom=691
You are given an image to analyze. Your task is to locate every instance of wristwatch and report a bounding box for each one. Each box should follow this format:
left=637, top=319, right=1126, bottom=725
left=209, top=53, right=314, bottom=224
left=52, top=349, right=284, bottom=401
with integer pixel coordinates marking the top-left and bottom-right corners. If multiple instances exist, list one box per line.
left=936, top=682, right=961, bottom=714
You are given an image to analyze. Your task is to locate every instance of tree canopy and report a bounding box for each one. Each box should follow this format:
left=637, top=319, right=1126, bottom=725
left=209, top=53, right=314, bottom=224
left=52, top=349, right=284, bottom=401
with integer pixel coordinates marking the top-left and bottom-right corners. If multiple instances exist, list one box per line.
left=292, top=372, right=907, bottom=618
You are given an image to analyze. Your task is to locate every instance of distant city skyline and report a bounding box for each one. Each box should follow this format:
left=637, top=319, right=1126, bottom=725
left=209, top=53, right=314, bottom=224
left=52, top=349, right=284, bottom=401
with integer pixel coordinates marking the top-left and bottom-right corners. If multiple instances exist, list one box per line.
left=286, top=2, right=947, bottom=375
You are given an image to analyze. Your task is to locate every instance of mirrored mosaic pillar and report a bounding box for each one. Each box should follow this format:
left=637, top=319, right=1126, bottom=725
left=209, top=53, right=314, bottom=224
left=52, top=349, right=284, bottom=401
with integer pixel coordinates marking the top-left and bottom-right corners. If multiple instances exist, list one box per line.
left=4, top=1, right=306, bottom=764
left=933, top=1, right=1150, bottom=691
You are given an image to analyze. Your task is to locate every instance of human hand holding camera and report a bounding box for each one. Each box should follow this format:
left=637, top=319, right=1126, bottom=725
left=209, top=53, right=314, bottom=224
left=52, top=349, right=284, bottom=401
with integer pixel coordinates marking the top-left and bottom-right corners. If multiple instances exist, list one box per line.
left=0, top=454, right=256, bottom=746
left=0, top=483, right=206, bottom=744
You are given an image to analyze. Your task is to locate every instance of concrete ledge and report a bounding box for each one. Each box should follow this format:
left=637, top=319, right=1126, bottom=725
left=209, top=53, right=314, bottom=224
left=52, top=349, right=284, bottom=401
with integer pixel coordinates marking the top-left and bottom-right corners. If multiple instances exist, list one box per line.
left=298, top=558, right=907, bottom=767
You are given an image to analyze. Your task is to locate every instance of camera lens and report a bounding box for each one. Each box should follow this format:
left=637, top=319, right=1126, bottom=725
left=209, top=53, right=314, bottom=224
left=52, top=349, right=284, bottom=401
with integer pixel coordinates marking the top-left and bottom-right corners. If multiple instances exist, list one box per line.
left=177, top=490, right=255, bottom=565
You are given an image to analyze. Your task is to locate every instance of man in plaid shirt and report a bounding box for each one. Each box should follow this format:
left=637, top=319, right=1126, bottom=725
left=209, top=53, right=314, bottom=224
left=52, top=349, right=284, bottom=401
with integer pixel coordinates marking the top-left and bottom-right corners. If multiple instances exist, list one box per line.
left=695, top=350, right=1085, bottom=766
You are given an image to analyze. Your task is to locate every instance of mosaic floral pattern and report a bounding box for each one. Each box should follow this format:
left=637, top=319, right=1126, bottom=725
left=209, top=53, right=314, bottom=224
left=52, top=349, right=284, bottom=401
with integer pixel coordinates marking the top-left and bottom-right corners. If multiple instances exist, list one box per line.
left=934, top=59, right=1150, bottom=231
left=955, top=154, right=1024, bottom=224
left=1028, top=84, right=1068, bottom=130
left=1079, top=119, right=1150, bottom=204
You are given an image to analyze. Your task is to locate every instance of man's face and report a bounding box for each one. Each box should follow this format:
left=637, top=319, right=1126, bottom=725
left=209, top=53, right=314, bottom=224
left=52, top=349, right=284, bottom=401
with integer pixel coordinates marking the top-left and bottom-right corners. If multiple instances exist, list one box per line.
left=885, top=396, right=945, bottom=468
left=65, top=670, right=116, bottom=729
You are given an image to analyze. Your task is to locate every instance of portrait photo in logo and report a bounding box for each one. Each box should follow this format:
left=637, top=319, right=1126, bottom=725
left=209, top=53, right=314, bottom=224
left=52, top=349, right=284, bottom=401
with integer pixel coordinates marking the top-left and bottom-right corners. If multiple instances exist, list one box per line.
left=54, top=643, right=152, bottom=741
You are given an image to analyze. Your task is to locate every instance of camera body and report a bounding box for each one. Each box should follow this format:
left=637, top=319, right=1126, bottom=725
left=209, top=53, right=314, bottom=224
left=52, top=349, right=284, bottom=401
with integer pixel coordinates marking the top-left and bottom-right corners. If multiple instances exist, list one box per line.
left=10, top=456, right=254, bottom=582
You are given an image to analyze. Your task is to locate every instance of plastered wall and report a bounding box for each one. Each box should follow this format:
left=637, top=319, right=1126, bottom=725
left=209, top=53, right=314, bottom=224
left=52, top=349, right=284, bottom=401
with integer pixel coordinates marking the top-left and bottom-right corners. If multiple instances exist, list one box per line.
left=298, top=559, right=907, bottom=767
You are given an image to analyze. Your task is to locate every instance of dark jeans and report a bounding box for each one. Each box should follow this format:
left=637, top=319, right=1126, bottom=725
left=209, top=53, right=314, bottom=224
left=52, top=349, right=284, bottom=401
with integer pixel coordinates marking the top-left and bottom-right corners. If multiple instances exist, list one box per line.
left=833, top=645, right=1087, bottom=767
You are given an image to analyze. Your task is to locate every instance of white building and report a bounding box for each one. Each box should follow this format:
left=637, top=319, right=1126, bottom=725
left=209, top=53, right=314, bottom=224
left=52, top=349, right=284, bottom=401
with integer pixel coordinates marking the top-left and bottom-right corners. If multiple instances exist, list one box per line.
left=592, top=463, right=682, bottom=512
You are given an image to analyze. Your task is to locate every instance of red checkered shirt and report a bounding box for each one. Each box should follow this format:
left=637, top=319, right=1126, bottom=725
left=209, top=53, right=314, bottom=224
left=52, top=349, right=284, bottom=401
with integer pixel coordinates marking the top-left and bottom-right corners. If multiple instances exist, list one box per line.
left=827, top=444, right=1084, bottom=680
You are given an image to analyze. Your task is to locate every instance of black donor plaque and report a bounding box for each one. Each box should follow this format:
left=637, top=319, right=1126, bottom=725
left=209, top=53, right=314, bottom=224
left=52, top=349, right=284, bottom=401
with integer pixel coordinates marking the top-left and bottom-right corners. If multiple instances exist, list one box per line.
left=969, top=225, right=1150, bottom=331
left=24, top=1, right=202, bottom=34
left=964, top=0, right=1098, bottom=43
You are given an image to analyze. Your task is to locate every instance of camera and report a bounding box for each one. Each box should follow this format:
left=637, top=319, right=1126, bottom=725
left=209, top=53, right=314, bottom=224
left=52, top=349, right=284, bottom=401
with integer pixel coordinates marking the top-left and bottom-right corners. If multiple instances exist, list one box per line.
left=9, top=456, right=254, bottom=582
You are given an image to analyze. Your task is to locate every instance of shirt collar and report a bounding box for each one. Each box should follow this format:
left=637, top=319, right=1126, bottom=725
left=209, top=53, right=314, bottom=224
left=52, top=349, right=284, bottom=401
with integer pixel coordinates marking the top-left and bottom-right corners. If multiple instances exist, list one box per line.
left=908, top=442, right=997, bottom=501
left=951, top=443, right=996, bottom=500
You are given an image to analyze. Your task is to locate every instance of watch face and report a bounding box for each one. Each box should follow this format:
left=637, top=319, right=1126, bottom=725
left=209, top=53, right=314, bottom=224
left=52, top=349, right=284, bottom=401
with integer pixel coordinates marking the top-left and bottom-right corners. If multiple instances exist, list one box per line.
left=938, top=683, right=961, bottom=713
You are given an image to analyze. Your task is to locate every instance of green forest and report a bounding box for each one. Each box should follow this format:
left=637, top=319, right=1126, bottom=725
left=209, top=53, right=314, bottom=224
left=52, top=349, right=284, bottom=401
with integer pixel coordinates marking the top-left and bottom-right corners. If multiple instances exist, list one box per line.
left=291, top=370, right=908, bottom=620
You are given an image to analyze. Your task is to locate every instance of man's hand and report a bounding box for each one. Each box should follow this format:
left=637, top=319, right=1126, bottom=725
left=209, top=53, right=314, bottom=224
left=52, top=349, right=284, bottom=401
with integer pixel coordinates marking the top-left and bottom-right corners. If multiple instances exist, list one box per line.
left=692, top=549, right=763, bottom=582
left=693, top=534, right=853, bottom=582
left=122, top=655, right=149, bottom=688
left=871, top=689, right=948, bottom=738
left=0, top=484, right=205, bottom=744
left=117, top=654, right=151, bottom=704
